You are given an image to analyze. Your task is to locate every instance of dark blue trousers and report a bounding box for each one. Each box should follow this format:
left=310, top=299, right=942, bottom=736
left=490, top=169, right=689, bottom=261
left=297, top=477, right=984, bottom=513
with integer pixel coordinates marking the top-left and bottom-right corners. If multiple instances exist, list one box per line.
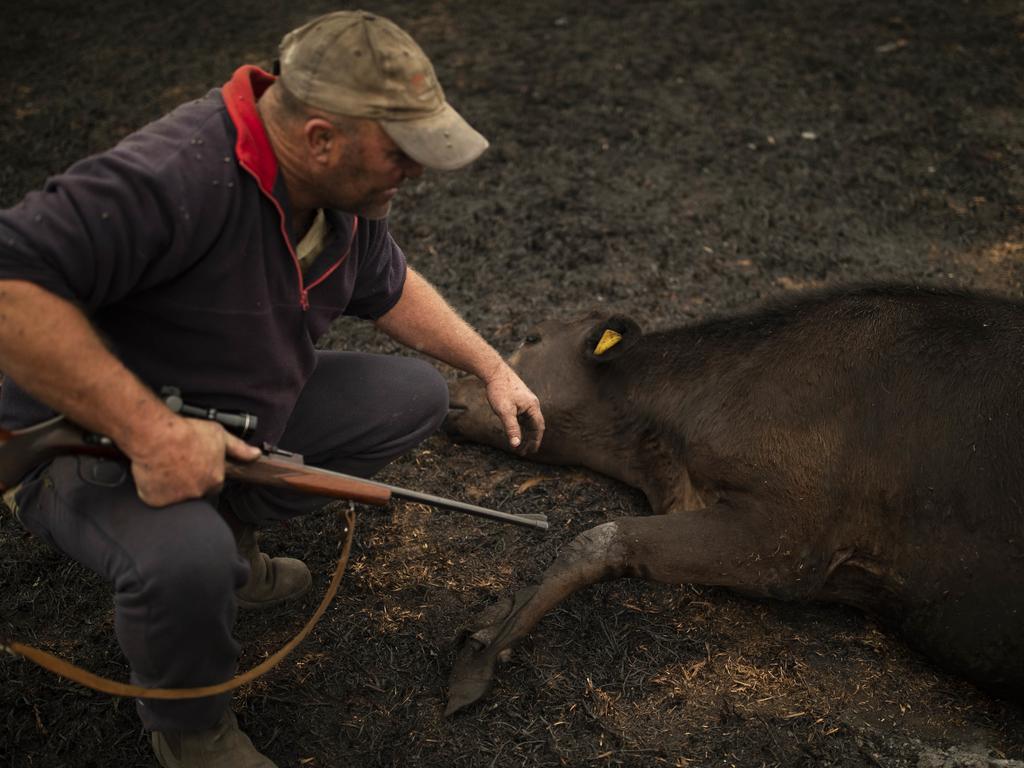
left=13, top=351, right=448, bottom=732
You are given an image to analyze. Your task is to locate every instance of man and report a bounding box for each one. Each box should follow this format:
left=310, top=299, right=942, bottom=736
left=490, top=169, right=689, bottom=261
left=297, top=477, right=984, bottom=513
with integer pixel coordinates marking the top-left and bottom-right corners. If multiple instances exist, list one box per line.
left=0, top=10, right=543, bottom=767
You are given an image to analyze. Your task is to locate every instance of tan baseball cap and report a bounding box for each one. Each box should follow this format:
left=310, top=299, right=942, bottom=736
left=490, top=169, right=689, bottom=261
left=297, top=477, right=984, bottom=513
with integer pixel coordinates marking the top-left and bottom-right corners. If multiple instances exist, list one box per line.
left=277, top=10, right=489, bottom=171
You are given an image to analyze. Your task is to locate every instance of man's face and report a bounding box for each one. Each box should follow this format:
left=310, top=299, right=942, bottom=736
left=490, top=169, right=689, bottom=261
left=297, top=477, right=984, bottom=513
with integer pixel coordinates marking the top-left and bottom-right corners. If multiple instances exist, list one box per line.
left=317, top=120, right=424, bottom=219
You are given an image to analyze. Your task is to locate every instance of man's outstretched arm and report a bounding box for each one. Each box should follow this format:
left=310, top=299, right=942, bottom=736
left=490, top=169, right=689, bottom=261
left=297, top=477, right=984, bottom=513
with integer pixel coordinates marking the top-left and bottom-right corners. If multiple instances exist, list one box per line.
left=374, top=268, right=544, bottom=453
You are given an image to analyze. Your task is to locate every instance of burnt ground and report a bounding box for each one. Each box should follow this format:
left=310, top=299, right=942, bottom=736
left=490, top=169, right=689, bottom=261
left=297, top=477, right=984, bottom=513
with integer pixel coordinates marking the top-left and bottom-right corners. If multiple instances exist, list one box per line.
left=1, top=1, right=1023, bottom=766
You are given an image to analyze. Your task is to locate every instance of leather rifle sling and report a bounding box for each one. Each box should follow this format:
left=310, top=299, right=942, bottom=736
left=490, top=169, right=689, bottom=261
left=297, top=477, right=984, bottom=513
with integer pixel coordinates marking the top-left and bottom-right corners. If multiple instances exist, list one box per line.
left=1, top=507, right=355, bottom=699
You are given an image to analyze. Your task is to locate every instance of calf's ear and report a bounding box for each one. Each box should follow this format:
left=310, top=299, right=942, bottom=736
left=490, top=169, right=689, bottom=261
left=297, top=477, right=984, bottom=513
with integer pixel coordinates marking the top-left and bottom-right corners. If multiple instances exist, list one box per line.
left=584, top=315, right=642, bottom=363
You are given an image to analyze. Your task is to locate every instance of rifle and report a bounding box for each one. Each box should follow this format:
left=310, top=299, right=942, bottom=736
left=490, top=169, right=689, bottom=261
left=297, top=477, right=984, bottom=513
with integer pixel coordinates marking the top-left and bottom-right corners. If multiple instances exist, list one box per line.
left=0, top=398, right=549, bottom=531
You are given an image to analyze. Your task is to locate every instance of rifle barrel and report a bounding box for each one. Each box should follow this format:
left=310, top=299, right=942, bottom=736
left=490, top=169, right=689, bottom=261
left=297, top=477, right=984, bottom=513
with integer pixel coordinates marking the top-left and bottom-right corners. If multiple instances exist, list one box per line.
left=389, top=487, right=549, bottom=530
left=239, top=457, right=549, bottom=531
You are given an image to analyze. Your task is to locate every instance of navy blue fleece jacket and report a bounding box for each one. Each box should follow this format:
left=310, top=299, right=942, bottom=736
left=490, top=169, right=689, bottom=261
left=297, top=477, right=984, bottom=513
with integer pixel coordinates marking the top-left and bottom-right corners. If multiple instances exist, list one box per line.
left=0, top=66, right=407, bottom=445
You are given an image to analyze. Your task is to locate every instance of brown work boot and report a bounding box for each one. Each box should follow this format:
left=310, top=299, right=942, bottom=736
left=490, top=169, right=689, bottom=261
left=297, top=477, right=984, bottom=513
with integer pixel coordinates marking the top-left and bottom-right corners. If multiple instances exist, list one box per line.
left=235, top=525, right=311, bottom=610
left=151, top=709, right=276, bottom=767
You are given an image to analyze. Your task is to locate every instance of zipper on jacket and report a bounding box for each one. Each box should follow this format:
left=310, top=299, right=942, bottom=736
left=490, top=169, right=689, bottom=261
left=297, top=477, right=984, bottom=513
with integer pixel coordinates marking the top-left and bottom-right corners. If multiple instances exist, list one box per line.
left=237, top=161, right=311, bottom=310
left=233, top=129, right=358, bottom=310
left=301, top=218, right=359, bottom=298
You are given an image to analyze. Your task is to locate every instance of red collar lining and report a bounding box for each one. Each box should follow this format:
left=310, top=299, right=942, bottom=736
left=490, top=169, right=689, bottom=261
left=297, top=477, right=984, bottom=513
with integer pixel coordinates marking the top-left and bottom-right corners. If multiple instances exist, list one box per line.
left=222, top=65, right=278, bottom=192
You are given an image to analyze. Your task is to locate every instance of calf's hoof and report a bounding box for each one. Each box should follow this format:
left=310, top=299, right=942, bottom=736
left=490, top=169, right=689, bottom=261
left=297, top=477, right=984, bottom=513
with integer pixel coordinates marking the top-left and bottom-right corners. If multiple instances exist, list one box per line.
left=445, top=587, right=538, bottom=716
left=445, top=637, right=499, bottom=716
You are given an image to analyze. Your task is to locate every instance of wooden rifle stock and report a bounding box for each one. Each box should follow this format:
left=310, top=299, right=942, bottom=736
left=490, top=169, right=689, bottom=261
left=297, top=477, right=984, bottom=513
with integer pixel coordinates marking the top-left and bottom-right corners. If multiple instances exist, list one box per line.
left=226, top=451, right=393, bottom=507
left=0, top=415, right=549, bottom=530
left=0, top=415, right=120, bottom=491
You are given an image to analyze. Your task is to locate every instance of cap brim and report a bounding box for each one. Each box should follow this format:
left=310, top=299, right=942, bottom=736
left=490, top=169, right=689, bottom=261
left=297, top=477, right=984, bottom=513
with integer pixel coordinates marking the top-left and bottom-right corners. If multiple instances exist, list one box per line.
left=380, top=103, right=489, bottom=171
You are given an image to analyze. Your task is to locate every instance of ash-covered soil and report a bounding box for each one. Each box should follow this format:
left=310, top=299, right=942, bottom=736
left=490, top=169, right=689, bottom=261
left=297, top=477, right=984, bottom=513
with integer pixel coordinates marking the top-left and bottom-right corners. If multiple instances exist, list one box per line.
left=1, top=1, right=1023, bottom=766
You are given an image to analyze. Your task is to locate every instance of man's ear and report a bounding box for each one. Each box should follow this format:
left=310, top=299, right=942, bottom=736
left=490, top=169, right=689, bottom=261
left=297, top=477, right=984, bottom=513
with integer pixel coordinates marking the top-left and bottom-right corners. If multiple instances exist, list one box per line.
left=583, top=315, right=642, bottom=364
left=304, top=117, right=339, bottom=163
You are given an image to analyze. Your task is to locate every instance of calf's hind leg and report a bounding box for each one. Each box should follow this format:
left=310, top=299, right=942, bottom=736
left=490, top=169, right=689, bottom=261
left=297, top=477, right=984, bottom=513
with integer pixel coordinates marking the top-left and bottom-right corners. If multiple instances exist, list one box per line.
left=447, top=503, right=799, bottom=714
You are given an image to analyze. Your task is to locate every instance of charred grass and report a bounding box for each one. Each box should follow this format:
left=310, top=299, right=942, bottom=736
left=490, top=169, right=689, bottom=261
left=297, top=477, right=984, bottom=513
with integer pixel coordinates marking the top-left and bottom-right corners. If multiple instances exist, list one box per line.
left=3, top=0, right=1024, bottom=766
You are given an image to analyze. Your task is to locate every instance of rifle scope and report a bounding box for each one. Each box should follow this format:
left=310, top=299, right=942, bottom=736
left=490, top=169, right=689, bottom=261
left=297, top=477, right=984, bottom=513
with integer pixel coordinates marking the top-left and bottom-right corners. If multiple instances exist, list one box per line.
left=160, top=387, right=258, bottom=439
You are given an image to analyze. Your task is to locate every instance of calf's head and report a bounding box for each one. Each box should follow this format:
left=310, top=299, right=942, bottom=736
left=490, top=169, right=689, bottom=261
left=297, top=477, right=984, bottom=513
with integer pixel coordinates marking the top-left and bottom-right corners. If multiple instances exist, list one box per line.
left=446, top=313, right=642, bottom=466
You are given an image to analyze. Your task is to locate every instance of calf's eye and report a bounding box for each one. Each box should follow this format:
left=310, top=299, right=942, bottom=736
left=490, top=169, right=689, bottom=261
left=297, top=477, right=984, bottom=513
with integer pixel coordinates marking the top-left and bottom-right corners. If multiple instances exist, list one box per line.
left=524, top=334, right=541, bottom=345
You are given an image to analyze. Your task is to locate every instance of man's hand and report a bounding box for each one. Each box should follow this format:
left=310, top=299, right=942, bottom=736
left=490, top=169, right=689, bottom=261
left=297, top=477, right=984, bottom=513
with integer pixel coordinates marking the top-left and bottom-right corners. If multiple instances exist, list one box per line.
left=484, top=362, right=545, bottom=454
left=128, top=416, right=262, bottom=507
left=373, top=268, right=546, bottom=453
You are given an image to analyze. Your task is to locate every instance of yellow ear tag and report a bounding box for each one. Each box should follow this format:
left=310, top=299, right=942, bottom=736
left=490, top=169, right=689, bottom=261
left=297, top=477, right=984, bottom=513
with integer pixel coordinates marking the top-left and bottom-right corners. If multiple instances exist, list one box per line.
left=594, top=329, right=623, bottom=355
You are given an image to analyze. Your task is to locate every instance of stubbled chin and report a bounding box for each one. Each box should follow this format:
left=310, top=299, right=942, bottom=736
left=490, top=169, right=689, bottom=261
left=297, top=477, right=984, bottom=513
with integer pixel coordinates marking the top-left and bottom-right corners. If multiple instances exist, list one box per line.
left=359, top=201, right=392, bottom=220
